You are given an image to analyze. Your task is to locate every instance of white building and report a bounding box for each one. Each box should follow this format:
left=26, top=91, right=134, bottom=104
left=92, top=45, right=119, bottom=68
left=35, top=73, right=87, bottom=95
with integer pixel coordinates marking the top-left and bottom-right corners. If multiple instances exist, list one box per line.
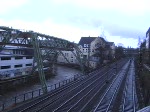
left=0, top=48, right=34, bottom=79
left=57, top=49, right=78, bottom=64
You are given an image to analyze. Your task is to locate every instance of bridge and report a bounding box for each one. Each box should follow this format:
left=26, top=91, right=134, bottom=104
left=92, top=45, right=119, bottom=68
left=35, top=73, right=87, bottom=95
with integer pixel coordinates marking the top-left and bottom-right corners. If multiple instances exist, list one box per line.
left=0, top=26, right=90, bottom=94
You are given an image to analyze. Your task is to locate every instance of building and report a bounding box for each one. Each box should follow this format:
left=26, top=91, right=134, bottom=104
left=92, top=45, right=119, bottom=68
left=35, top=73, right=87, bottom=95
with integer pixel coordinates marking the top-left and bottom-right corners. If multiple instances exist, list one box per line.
left=89, top=37, right=106, bottom=68
left=0, top=31, right=34, bottom=79
left=123, top=47, right=138, bottom=57
left=146, top=27, right=150, bottom=49
left=57, top=50, right=78, bottom=64
left=78, top=37, right=96, bottom=59
left=105, top=42, right=115, bottom=60
left=0, top=47, right=34, bottom=79
left=57, top=36, right=115, bottom=69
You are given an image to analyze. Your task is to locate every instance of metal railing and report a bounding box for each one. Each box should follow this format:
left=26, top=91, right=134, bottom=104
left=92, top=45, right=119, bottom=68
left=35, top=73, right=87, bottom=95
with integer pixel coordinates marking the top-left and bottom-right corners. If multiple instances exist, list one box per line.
left=0, top=74, right=82, bottom=111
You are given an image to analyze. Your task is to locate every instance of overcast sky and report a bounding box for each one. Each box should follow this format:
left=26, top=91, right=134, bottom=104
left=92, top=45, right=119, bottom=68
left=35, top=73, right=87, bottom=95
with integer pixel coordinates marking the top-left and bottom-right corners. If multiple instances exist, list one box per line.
left=0, top=0, right=150, bottom=48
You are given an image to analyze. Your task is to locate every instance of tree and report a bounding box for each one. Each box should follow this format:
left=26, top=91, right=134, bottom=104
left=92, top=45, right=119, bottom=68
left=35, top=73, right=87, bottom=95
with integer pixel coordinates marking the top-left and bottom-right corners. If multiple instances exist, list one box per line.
left=140, top=40, right=146, bottom=48
left=115, top=46, right=124, bottom=59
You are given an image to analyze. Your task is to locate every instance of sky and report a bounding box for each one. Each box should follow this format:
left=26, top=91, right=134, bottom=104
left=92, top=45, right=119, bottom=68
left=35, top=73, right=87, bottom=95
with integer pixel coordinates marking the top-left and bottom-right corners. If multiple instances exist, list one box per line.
left=0, top=0, right=150, bottom=48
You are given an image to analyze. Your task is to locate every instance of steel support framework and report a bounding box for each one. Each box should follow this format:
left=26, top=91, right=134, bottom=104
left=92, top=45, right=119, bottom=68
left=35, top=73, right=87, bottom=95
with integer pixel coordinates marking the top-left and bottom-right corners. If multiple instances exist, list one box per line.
left=0, top=26, right=89, bottom=93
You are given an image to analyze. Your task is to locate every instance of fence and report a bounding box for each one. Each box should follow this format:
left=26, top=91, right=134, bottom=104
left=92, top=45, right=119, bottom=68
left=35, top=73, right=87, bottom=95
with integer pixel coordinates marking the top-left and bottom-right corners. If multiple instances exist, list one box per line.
left=0, top=74, right=84, bottom=111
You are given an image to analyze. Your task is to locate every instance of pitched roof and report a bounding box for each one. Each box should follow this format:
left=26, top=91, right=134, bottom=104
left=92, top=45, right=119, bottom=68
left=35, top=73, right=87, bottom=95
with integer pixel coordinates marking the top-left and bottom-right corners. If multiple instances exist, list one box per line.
left=78, top=37, right=96, bottom=46
left=99, top=37, right=106, bottom=43
left=106, top=42, right=114, bottom=46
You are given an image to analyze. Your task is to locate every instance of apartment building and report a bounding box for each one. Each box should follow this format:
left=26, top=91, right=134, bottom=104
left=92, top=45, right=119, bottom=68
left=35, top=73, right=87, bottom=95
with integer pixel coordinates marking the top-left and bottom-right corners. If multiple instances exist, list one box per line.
left=78, top=37, right=96, bottom=59
left=0, top=47, right=34, bottom=79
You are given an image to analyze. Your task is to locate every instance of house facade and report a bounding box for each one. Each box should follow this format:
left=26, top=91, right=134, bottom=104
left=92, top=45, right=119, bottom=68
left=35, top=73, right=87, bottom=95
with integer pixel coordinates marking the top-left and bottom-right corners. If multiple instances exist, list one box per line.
left=89, top=37, right=106, bottom=68
left=57, top=50, right=78, bottom=64
left=57, top=36, right=115, bottom=69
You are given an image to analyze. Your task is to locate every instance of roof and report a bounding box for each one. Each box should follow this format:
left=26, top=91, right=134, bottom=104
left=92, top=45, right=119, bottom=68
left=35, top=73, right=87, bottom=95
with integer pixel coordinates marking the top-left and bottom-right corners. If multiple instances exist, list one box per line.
left=78, top=37, right=96, bottom=47
left=100, top=37, right=106, bottom=43
left=106, top=42, right=114, bottom=46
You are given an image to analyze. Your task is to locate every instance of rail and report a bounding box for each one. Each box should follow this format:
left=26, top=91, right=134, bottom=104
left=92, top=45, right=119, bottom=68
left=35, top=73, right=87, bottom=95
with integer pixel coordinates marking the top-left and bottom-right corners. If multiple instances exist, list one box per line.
left=1, top=59, right=127, bottom=111
left=121, top=60, right=137, bottom=112
left=0, top=74, right=82, bottom=111
left=93, top=60, right=130, bottom=112
left=17, top=66, right=115, bottom=112
left=17, top=59, right=126, bottom=112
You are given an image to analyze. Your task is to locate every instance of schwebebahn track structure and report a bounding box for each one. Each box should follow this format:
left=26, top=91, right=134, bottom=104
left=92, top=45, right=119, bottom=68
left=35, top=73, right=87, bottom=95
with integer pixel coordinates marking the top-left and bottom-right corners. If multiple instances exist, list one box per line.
left=0, top=26, right=89, bottom=93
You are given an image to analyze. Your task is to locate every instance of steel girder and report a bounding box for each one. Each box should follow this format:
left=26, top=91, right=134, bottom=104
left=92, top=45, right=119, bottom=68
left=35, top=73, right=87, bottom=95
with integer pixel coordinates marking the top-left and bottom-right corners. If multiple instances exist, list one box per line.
left=0, top=26, right=89, bottom=93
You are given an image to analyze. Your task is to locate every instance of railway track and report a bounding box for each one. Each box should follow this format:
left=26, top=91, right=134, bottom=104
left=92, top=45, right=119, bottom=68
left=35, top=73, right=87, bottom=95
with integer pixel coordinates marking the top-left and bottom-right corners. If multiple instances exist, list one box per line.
left=7, top=59, right=127, bottom=112
left=120, top=60, right=138, bottom=112
left=93, top=60, right=131, bottom=112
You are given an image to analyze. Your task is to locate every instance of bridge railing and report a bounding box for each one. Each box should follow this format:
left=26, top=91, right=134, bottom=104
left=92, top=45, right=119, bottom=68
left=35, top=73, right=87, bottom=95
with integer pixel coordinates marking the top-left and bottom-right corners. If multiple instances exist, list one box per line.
left=0, top=74, right=84, bottom=111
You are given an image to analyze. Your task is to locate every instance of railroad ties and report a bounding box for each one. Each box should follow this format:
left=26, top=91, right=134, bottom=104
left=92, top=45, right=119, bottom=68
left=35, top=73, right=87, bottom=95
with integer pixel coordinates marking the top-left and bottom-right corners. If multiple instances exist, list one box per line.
left=7, top=59, right=138, bottom=112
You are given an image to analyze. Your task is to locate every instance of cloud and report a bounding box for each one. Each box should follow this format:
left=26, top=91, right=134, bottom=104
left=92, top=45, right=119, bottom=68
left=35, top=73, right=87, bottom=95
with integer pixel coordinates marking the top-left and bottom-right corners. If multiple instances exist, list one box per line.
left=103, top=24, right=144, bottom=38
left=107, top=36, right=138, bottom=48
left=52, top=0, right=150, bottom=16
left=0, top=0, right=28, bottom=14
left=0, top=19, right=100, bottom=43
left=66, top=16, right=145, bottom=40
left=1, top=0, right=149, bottom=48
left=0, top=18, right=139, bottom=48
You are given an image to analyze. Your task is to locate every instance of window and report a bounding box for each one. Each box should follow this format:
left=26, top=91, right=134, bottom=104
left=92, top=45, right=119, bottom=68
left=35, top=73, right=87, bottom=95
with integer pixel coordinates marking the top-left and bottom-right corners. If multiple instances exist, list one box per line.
left=13, top=50, right=16, bottom=54
left=71, top=54, right=73, bottom=58
left=15, top=56, right=23, bottom=59
left=71, top=59, right=73, bottom=62
left=26, top=63, right=32, bottom=66
left=1, top=66, right=11, bottom=69
left=1, top=57, right=11, bottom=60
left=26, top=56, right=33, bottom=59
left=86, top=49, right=88, bottom=52
left=15, top=64, right=22, bottom=68
left=84, top=44, right=87, bottom=47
